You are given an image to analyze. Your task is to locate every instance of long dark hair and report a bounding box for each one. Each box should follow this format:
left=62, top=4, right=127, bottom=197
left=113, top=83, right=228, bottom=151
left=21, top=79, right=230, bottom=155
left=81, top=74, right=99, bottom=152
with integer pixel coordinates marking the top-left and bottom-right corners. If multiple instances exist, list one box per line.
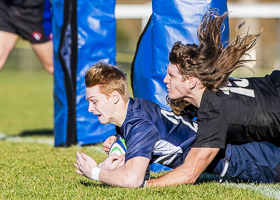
left=170, top=10, right=261, bottom=92
left=168, top=10, right=262, bottom=114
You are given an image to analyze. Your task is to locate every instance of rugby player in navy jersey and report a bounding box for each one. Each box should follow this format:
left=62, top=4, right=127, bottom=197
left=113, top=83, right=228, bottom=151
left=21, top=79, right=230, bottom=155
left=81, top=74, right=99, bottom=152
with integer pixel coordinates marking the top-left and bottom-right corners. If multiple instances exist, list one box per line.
left=74, top=62, right=280, bottom=188
left=146, top=10, right=280, bottom=187
left=74, top=62, right=198, bottom=187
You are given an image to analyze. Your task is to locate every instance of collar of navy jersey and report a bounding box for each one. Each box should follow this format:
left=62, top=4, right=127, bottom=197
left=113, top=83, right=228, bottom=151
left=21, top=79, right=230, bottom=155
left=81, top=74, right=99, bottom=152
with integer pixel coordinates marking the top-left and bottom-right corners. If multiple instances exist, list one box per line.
left=118, top=98, right=134, bottom=138
left=120, top=97, right=134, bottom=128
left=127, top=98, right=134, bottom=114
left=123, top=98, right=135, bottom=120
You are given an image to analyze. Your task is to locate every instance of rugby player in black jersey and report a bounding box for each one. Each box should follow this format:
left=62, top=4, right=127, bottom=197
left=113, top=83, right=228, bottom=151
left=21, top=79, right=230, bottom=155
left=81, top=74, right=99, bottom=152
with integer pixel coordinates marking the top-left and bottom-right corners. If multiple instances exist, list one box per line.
left=146, top=10, right=280, bottom=187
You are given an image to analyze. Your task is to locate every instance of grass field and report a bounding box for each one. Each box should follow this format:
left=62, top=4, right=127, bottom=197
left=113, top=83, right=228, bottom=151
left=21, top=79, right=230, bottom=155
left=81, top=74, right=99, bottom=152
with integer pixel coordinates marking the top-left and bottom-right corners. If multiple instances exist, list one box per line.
left=1, top=70, right=280, bottom=199
left=0, top=70, right=53, bottom=136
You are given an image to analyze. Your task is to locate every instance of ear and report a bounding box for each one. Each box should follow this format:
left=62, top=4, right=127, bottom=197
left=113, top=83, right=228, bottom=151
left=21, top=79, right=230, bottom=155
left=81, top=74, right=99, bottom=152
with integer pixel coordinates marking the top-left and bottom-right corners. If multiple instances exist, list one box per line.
left=110, top=91, right=121, bottom=104
left=188, top=76, right=197, bottom=90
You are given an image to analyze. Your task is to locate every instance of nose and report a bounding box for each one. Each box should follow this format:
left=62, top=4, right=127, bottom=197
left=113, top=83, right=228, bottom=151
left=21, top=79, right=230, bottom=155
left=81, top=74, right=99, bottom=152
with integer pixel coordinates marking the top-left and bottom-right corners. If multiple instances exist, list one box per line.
left=163, top=74, right=169, bottom=84
left=88, top=102, right=95, bottom=113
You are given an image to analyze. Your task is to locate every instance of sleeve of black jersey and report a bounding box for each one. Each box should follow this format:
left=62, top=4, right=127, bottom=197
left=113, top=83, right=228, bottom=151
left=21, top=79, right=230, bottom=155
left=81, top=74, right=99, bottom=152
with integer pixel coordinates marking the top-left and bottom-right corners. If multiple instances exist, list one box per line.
left=124, top=119, right=160, bottom=162
left=192, top=108, right=228, bottom=149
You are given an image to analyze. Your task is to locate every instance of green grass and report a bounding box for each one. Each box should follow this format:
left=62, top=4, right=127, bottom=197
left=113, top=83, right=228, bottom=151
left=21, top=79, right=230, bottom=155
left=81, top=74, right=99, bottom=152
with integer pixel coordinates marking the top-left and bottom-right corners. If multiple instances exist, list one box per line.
left=0, top=70, right=53, bottom=136
left=0, top=140, right=273, bottom=200
left=0, top=70, right=279, bottom=199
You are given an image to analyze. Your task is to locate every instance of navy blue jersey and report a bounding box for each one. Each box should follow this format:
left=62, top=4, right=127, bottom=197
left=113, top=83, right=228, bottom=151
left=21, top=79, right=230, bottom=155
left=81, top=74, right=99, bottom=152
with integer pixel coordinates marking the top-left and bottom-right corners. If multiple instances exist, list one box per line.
left=193, top=71, right=280, bottom=149
left=116, top=98, right=197, bottom=169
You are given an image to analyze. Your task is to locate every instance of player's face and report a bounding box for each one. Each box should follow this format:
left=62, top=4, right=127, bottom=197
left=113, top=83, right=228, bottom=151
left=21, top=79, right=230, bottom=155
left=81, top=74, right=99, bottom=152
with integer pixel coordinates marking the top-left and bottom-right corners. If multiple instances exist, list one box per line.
left=163, top=63, right=190, bottom=99
left=86, top=85, right=115, bottom=124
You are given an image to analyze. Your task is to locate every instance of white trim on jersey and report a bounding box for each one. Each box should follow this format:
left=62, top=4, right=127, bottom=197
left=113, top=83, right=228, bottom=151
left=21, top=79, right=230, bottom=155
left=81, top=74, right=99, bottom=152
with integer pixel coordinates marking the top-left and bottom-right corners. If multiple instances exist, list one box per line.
left=153, top=140, right=183, bottom=165
left=161, top=109, right=198, bottom=132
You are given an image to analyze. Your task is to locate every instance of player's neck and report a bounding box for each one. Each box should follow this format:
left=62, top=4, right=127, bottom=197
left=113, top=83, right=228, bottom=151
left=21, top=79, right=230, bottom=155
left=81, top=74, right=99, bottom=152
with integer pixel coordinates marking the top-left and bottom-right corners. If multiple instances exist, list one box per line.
left=185, top=82, right=205, bottom=108
left=193, top=87, right=205, bottom=108
left=111, top=98, right=130, bottom=127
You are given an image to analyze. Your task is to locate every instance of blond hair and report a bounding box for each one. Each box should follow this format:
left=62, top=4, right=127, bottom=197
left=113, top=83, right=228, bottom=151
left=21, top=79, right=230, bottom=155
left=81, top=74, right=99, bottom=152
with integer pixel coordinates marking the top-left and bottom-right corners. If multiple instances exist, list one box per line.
left=85, top=62, right=130, bottom=102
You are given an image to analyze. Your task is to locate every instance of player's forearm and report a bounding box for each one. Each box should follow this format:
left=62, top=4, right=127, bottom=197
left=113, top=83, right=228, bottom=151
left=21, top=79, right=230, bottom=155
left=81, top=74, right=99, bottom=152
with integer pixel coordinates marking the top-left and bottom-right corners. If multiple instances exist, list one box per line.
left=146, top=164, right=198, bottom=187
left=146, top=147, right=220, bottom=187
left=99, top=166, right=144, bottom=188
left=94, top=156, right=149, bottom=188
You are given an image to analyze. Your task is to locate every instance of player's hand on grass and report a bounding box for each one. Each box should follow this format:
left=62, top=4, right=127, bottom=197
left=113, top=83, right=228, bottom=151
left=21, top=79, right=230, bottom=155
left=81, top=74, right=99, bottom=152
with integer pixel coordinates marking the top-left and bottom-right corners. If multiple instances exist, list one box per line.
left=98, top=154, right=125, bottom=170
left=103, top=135, right=117, bottom=154
left=74, top=151, right=97, bottom=179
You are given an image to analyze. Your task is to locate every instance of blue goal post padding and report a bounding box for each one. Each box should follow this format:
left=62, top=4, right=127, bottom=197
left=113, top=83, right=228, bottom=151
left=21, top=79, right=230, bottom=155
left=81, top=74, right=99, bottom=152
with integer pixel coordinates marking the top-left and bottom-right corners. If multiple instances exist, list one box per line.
left=52, top=0, right=116, bottom=147
left=131, top=0, right=229, bottom=172
left=132, top=0, right=229, bottom=110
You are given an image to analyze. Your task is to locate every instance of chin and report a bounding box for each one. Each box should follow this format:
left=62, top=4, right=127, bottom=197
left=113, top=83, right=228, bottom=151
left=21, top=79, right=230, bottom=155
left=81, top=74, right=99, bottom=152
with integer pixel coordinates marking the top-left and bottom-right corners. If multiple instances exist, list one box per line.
left=168, top=93, right=183, bottom=100
left=168, top=93, right=176, bottom=99
left=98, top=120, right=107, bottom=124
left=98, top=119, right=110, bottom=125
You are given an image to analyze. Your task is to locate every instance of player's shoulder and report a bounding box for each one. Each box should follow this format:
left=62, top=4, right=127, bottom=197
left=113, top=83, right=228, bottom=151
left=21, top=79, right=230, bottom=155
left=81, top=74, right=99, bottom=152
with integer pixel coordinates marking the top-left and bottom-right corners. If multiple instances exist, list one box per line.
left=129, top=98, right=161, bottom=116
left=121, top=99, right=160, bottom=141
left=199, top=89, right=235, bottom=120
left=201, top=89, right=224, bottom=108
left=123, top=98, right=161, bottom=130
left=134, top=97, right=159, bottom=107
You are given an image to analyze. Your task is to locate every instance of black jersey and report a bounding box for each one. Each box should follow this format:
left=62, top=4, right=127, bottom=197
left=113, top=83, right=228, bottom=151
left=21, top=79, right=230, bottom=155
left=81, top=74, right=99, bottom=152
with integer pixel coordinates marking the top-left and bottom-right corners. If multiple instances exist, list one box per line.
left=193, top=70, right=280, bottom=149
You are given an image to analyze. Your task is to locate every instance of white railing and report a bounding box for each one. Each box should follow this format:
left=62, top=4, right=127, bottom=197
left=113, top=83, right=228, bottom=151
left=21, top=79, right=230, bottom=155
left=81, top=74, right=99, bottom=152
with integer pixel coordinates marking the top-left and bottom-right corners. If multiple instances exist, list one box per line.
left=227, top=3, right=280, bottom=18
left=115, top=3, right=280, bottom=28
left=115, top=3, right=152, bottom=29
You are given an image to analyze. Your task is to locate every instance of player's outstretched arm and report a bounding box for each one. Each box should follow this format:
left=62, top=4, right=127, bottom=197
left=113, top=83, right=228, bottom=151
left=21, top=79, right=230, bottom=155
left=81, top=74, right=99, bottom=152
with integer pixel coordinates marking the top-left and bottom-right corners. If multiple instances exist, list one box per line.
left=147, top=147, right=220, bottom=187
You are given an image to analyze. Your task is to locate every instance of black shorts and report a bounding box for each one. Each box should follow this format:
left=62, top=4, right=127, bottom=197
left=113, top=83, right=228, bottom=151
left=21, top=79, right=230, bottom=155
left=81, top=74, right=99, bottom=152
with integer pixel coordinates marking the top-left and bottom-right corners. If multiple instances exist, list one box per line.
left=0, top=0, right=51, bottom=44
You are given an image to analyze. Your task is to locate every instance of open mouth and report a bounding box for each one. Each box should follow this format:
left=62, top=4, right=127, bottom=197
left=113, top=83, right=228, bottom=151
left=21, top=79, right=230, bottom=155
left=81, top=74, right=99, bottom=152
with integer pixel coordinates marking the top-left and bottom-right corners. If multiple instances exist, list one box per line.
left=94, top=113, right=101, bottom=118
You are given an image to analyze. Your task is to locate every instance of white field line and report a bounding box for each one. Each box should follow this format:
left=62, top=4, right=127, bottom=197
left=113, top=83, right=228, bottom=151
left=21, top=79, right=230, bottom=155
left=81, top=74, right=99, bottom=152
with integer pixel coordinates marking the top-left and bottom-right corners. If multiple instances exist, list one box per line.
left=199, top=173, right=280, bottom=198
left=1, top=135, right=54, bottom=146
left=0, top=132, right=104, bottom=152
left=224, top=182, right=280, bottom=199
